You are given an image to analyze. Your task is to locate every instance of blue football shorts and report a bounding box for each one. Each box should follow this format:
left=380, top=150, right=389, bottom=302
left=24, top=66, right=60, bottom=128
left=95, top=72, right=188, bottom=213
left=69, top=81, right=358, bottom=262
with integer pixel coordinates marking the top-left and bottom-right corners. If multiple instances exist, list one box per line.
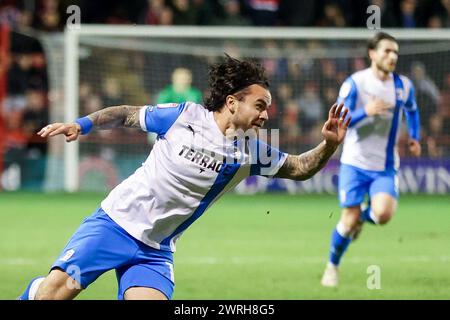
left=338, top=163, right=399, bottom=208
left=51, top=207, right=175, bottom=299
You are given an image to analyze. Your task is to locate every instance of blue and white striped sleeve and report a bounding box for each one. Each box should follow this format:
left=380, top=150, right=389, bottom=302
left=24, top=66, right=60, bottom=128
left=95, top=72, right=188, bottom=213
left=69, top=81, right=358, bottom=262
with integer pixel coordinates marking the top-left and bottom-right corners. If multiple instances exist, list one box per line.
left=403, top=79, right=421, bottom=141
left=139, top=102, right=187, bottom=136
left=249, top=139, right=288, bottom=177
left=337, top=77, right=366, bottom=127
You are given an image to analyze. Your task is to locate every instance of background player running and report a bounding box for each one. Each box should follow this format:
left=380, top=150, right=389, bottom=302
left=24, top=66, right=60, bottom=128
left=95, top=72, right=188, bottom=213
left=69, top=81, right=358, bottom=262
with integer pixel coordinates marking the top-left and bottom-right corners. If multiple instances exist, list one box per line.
left=321, top=32, right=421, bottom=287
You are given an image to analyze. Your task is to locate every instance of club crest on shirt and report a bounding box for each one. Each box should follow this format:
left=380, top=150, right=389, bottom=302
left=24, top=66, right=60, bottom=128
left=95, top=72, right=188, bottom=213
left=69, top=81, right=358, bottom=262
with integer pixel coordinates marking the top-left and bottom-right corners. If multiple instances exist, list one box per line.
left=59, top=249, right=75, bottom=262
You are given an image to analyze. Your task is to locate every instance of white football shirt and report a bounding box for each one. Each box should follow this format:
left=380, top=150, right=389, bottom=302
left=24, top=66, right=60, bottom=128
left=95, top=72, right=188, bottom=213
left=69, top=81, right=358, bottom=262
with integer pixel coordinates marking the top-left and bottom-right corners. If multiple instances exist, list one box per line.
left=101, top=102, right=287, bottom=252
left=337, top=68, right=419, bottom=171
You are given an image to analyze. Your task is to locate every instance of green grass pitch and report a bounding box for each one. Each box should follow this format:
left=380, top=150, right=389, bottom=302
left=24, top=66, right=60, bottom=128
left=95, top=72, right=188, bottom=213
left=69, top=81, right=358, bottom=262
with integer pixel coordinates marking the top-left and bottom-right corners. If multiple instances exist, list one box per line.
left=1, top=192, right=449, bottom=299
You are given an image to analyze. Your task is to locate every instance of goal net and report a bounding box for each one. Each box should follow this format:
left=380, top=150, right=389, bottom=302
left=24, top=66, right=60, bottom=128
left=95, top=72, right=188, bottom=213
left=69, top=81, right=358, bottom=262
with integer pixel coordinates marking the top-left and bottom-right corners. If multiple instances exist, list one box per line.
left=39, top=26, right=450, bottom=193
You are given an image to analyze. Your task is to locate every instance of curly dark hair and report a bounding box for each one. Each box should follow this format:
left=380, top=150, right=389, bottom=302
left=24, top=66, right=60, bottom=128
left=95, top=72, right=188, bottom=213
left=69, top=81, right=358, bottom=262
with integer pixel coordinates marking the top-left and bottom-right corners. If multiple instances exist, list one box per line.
left=204, top=55, right=270, bottom=111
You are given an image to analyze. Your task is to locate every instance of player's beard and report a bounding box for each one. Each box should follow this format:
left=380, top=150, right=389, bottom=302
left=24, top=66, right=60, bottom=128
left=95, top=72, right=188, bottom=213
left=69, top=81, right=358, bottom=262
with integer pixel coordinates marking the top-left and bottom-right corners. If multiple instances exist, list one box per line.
left=376, top=59, right=396, bottom=74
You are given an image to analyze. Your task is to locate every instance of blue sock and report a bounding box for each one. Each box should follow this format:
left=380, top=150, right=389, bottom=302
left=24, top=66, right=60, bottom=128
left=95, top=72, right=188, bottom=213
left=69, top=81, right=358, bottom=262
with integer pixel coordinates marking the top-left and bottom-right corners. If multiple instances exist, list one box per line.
left=360, top=206, right=377, bottom=224
left=18, top=276, right=45, bottom=300
left=329, top=226, right=352, bottom=266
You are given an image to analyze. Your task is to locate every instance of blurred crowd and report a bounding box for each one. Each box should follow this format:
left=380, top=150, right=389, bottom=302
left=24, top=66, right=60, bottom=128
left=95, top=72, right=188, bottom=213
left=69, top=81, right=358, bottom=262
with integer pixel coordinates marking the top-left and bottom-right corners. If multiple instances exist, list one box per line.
left=0, top=0, right=449, bottom=190
left=2, top=0, right=450, bottom=29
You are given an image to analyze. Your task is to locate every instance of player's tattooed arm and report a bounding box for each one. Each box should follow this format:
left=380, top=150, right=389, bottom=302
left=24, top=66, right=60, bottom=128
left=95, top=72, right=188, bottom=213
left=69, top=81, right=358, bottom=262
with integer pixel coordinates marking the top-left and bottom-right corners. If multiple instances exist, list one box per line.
left=275, top=142, right=337, bottom=181
left=38, top=105, right=143, bottom=142
left=87, top=105, right=142, bottom=129
left=275, top=103, right=350, bottom=181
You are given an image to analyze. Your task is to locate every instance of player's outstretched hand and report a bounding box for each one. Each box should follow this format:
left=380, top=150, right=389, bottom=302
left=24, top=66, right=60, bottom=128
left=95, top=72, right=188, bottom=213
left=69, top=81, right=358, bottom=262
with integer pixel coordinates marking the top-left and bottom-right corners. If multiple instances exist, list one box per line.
left=408, top=138, right=421, bottom=157
left=321, top=103, right=351, bottom=148
left=38, top=122, right=81, bottom=142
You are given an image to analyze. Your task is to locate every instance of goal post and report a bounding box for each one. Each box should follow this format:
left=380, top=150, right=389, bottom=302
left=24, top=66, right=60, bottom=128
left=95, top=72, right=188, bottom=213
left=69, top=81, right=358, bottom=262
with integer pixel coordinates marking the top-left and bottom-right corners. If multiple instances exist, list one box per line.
left=64, top=27, right=80, bottom=192
left=39, top=26, right=450, bottom=193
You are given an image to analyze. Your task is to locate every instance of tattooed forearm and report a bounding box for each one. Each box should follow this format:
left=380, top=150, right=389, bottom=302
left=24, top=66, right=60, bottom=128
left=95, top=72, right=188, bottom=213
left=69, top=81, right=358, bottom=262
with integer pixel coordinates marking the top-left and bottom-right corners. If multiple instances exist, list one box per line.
left=86, top=105, right=142, bottom=130
left=275, top=141, right=338, bottom=181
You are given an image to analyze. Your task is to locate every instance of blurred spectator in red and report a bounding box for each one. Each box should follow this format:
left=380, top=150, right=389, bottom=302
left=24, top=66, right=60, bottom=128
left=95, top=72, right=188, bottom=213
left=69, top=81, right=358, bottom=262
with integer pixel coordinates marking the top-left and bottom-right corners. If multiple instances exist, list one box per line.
left=140, top=0, right=171, bottom=25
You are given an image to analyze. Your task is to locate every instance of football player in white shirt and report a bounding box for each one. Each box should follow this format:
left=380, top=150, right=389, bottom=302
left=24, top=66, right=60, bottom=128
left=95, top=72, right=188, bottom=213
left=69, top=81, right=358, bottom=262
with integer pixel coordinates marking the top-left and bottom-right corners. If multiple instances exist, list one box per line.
left=321, top=32, right=421, bottom=287
left=20, top=56, right=350, bottom=300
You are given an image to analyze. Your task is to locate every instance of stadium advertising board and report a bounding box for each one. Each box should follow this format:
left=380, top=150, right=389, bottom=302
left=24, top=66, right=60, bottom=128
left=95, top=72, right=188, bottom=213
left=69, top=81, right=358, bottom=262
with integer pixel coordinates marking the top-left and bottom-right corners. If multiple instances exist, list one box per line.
left=237, top=159, right=450, bottom=194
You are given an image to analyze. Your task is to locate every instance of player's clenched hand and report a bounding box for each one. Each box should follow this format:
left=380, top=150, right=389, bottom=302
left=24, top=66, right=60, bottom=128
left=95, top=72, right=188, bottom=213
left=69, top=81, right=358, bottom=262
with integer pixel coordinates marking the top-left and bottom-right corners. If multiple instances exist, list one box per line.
left=408, top=139, right=421, bottom=157
left=38, top=122, right=81, bottom=142
left=321, top=102, right=351, bottom=148
left=365, top=99, right=393, bottom=116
